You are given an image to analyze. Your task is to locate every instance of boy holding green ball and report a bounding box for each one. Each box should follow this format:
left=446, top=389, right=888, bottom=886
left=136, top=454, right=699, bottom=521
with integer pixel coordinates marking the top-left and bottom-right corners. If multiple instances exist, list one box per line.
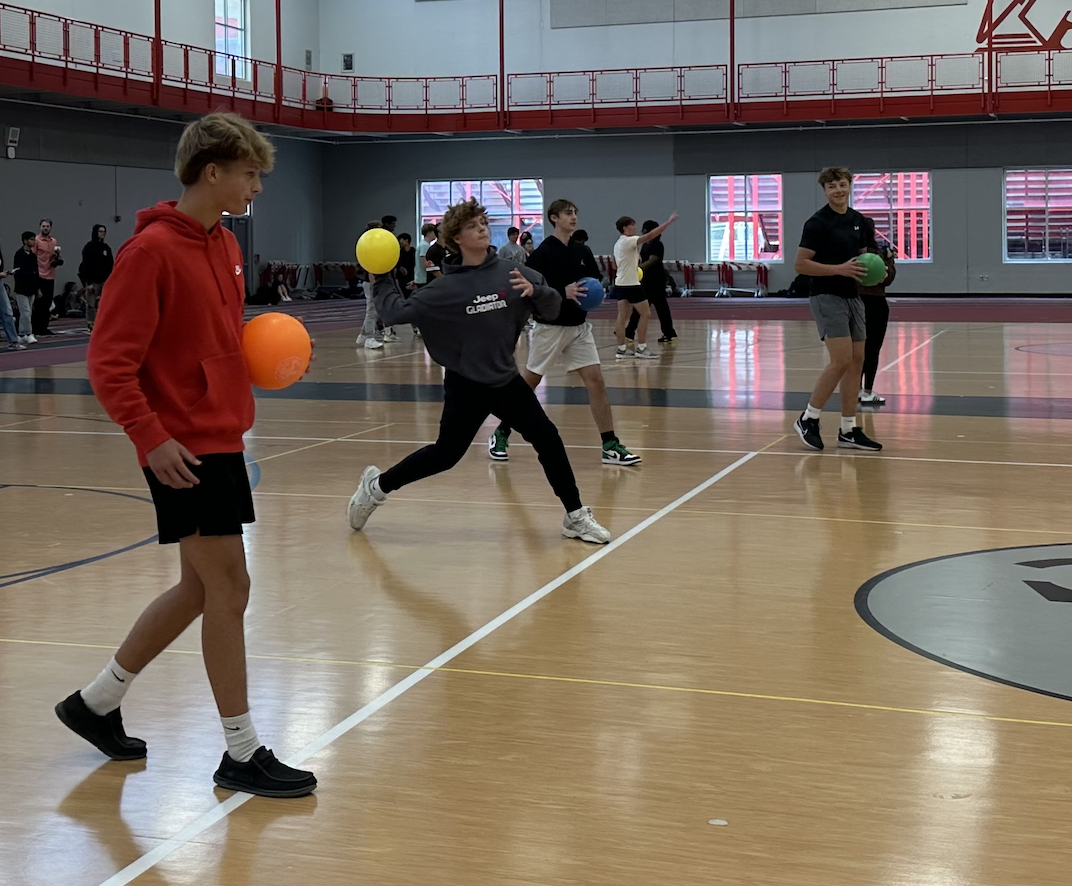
left=793, top=166, right=883, bottom=453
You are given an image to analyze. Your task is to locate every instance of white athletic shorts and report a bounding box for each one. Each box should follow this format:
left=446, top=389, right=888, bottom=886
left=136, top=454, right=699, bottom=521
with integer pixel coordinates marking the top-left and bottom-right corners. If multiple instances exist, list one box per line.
left=526, top=321, right=601, bottom=375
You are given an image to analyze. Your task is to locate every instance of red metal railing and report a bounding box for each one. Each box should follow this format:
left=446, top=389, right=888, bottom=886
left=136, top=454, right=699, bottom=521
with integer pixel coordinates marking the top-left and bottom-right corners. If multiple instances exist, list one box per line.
left=0, top=5, right=153, bottom=77
left=0, top=2, right=1070, bottom=132
left=507, top=65, right=729, bottom=112
left=737, top=54, right=986, bottom=112
left=273, top=69, right=497, bottom=114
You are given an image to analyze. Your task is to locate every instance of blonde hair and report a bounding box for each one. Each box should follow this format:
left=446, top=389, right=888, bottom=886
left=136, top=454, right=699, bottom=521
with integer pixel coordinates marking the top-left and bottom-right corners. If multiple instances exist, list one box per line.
left=174, top=112, right=275, bottom=186
left=440, top=197, right=487, bottom=254
left=818, top=166, right=852, bottom=187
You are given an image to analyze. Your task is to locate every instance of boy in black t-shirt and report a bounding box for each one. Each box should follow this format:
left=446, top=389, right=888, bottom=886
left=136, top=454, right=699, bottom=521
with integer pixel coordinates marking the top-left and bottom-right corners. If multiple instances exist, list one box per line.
left=793, top=167, right=882, bottom=453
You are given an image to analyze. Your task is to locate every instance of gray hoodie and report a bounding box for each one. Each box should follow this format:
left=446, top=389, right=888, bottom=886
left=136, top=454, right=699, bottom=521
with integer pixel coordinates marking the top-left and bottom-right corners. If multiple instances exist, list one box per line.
left=372, top=249, right=561, bottom=386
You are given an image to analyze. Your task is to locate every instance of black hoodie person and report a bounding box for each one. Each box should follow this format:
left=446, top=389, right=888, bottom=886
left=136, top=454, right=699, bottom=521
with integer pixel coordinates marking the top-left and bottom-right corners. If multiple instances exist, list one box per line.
left=79, top=224, right=114, bottom=330
left=345, top=197, right=612, bottom=546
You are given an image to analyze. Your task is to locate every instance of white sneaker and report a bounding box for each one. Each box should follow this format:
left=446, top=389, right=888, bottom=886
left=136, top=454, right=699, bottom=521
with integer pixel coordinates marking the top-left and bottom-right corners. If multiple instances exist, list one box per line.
left=858, top=389, right=886, bottom=405
left=355, top=334, right=366, bottom=346
left=364, top=337, right=384, bottom=350
left=562, top=507, right=611, bottom=544
left=615, top=345, right=633, bottom=360
left=347, top=466, right=386, bottom=531
left=382, top=329, right=399, bottom=342
left=25, top=334, right=36, bottom=344
left=634, top=346, right=659, bottom=360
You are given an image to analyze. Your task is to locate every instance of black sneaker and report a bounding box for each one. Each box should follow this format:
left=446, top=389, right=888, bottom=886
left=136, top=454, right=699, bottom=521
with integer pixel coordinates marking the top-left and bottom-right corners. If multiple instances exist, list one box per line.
left=838, top=427, right=883, bottom=451
left=657, top=335, right=677, bottom=343
left=794, top=414, right=824, bottom=451
left=55, top=691, right=147, bottom=760
left=213, top=746, right=317, bottom=798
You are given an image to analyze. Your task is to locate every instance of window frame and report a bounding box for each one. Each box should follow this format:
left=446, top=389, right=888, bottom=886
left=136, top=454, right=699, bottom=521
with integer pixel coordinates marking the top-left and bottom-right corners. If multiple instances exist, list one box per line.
left=851, top=171, right=933, bottom=263
left=706, top=173, right=784, bottom=264
left=417, top=178, right=546, bottom=249
left=214, top=0, right=251, bottom=82
left=1003, top=167, right=1072, bottom=264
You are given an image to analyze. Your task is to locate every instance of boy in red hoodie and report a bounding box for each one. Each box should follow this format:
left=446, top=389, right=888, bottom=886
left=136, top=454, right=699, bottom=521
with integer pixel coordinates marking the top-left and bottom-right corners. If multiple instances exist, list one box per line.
left=54, top=112, right=316, bottom=798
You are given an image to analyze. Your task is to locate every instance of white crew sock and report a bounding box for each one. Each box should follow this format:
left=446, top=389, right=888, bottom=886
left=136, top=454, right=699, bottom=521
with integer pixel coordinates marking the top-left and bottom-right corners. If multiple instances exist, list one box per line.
left=81, top=657, right=138, bottom=715
left=221, top=712, right=261, bottom=763
left=841, top=416, right=857, bottom=434
left=804, top=404, right=822, bottom=420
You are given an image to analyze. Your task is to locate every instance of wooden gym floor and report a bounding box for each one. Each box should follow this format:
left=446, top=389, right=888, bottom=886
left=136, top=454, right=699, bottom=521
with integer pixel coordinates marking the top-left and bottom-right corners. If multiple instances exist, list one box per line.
left=3, top=313, right=1072, bottom=886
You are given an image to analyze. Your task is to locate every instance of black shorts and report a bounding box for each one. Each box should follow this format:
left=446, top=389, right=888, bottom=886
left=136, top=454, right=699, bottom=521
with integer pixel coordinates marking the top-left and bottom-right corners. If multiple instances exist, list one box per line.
left=614, top=285, right=647, bottom=305
left=142, top=452, right=255, bottom=544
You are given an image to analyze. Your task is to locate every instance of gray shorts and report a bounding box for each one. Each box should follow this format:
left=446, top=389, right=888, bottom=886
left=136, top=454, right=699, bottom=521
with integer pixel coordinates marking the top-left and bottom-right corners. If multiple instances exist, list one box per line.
left=809, top=294, right=866, bottom=342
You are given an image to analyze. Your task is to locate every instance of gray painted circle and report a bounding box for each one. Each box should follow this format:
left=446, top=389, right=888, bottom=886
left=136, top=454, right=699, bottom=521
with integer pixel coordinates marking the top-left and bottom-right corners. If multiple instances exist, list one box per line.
left=855, top=544, right=1072, bottom=702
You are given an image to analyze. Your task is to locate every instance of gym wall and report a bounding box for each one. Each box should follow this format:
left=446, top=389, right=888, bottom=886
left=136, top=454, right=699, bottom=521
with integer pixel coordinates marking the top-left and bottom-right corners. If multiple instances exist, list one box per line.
left=322, top=0, right=995, bottom=77
left=322, top=119, right=1072, bottom=295
left=0, top=104, right=323, bottom=278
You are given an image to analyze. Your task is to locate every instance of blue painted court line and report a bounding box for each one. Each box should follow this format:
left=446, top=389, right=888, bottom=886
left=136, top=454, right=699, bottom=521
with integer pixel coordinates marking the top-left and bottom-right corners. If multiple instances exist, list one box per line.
left=3, top=375, right=1072, bottom=421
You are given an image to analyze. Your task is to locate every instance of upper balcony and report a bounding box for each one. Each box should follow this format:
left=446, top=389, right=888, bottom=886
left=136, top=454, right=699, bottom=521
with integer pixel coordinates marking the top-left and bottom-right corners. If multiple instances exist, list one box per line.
left=0, top=2, right=1069, bottom=135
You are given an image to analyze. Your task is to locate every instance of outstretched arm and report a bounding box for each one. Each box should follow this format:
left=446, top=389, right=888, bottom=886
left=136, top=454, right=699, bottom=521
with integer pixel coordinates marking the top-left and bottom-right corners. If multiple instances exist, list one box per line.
left=638, top=211, right=679, bottom=245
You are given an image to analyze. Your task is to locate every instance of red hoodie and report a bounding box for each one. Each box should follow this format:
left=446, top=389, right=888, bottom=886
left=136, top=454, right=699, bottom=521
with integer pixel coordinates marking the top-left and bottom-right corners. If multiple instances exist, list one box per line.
left=87, top=201, right=254, bottom=467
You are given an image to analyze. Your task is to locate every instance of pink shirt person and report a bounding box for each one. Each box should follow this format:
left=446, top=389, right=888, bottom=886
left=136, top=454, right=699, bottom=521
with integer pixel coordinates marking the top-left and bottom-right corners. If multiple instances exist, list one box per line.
left=35, top=220, right=59, bottom=281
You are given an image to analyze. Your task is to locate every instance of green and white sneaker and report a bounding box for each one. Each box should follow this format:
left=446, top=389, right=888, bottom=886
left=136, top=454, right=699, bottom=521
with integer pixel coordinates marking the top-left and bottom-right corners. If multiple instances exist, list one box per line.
left=488, top=429, right=509, bottom=461
left=602, top=440, right=641, bottom=466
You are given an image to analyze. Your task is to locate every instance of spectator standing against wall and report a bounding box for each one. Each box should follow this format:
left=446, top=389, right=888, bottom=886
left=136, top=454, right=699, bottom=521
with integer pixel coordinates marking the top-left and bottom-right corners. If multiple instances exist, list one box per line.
left=0, top=239, right=23, bottom=350
left=79, top=224, right=114, bottom=333
left=33, top=218, right=61, bottom=336
left=11, top=231, right=39, bottom=344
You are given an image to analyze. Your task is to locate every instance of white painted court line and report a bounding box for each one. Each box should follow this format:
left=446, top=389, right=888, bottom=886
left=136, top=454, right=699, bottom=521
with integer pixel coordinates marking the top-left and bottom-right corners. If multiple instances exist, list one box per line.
left=7, top=428, right=1072, bottom=471
left=94, top=450, right=759, bottom=886
left=879, top=328, right=948, bottom=373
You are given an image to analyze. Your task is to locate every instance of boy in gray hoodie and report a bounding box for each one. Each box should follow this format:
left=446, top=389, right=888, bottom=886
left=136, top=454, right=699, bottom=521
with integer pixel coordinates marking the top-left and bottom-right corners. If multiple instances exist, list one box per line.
left=347, top=198, right=610, bottom=544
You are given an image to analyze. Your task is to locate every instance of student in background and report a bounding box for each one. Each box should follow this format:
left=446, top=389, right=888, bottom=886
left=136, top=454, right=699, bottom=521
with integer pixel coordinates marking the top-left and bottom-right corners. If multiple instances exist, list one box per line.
left=0, top=240, right=22, bottom=350
left=11, top=230, right=39, bottom=344
left=357, top=220, right=385, bottom=350
left=625, top=219, right=678, bottom=345
left=858, top=216, right=896, bottom=406
left=33, top=218, right=61, bottom=336
left=612, top=212, right=678, bottom=360
left=79, top=224, right=114, bottom=332
left=499, top=227, right=527, bottom=264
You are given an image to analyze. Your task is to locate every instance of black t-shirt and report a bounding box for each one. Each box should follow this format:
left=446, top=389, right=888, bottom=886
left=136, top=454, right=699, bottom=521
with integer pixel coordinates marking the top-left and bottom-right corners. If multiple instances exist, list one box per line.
left=525, top=236, right=600, bottom=327
left=425, top=242, right=447, bottom=277
left=396, top=246, right=416, bottom=283
left=799, top=205, right=867, bottom=298
left=640, top=238, right=666, bottom=292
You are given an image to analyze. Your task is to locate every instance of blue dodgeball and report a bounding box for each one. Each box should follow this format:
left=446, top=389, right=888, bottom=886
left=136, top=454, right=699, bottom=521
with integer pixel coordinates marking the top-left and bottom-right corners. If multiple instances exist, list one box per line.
left=577, top=277, right=604, bottom=311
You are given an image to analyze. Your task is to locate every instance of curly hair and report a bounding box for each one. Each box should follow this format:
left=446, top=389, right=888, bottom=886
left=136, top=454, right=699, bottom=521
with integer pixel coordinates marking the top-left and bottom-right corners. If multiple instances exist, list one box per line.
left=440, top=197, right=487, bottom=254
